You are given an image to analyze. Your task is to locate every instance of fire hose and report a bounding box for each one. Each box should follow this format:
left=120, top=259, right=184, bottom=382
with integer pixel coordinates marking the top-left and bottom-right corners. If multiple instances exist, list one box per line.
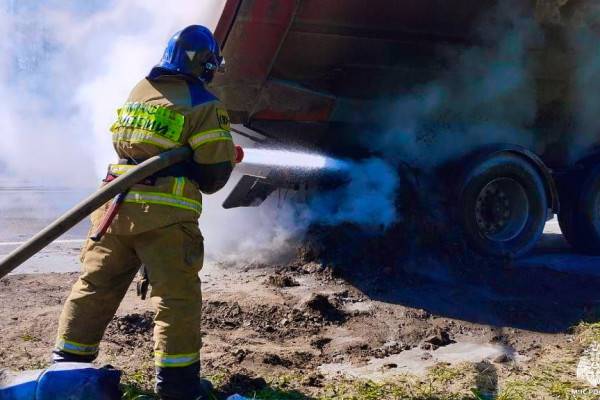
left=0, top=145, right=244, bottom=280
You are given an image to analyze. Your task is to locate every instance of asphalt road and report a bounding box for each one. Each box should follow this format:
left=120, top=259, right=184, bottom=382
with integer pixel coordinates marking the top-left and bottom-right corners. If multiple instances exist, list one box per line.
left=0, top=186, right=92, bottom=274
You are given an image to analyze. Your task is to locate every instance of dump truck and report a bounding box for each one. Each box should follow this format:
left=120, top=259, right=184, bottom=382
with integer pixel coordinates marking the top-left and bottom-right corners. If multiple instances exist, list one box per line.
left=212, top=0, right=600, bottom=258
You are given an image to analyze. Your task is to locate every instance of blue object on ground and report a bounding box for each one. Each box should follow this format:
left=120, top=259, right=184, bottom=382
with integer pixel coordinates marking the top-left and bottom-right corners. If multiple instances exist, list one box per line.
left=226, top=395, right=251, bottom=400
left=0, top=362, right=122, bottom=400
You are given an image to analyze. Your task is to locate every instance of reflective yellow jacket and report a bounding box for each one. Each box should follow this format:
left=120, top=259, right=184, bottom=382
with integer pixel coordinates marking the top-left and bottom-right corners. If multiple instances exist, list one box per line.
left=97, top=74, right=236, bottom=235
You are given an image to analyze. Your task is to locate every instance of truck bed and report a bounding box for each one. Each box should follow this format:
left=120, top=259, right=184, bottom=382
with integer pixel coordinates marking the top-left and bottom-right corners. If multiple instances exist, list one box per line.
left=212, top=0, right=594, bottom=167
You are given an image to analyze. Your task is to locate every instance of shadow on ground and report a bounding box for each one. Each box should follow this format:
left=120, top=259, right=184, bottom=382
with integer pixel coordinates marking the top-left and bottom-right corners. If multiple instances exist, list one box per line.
left=303, top=223, right=600, bottom=333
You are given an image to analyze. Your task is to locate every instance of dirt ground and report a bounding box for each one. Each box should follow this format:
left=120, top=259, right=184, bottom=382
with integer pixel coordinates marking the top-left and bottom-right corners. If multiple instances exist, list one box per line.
left=1, top=223, right=599, bottom=399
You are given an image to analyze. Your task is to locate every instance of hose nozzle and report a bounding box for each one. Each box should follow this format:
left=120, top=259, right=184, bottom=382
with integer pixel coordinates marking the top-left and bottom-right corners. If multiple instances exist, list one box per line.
left=234, top=145, right=244, bottom=164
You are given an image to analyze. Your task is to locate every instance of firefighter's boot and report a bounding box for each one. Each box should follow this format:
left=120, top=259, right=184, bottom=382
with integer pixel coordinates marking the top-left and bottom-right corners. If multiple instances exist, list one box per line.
left=156, top=362, right=214, bottom=400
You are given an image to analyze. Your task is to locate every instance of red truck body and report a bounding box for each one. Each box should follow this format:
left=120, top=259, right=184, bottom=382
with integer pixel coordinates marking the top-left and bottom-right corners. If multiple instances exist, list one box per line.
left=212, top=0, right=594, bottom=166
left=211, top=0, right=522, bottom=157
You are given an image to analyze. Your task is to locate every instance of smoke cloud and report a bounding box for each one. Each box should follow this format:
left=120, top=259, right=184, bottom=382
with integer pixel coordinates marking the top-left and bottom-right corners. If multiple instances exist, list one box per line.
left=306, top=158, right=399, bottom=228
left=367, top=2, right=542, bottom=169
left=201, top=156, right=400, bottom=264
left=0, top=0, right=226, bottom=186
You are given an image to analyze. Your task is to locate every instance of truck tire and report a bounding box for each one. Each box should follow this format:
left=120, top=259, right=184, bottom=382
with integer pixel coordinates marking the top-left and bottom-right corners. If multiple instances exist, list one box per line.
left=558, top=165, right=600, bottom=255
left=459, top=153, right=548, bottom=258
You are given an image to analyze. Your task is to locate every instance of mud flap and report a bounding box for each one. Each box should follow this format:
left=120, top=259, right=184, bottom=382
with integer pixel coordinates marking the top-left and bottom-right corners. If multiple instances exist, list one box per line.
left=222, top=174, right=277, bottom=209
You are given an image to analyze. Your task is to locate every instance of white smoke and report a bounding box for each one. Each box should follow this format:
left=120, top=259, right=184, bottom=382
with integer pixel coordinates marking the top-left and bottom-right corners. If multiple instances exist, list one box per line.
left=0, top=0, right=226, bottom=186
left=306, top=158, right=399, bottom=227
left=201, top=180, right=308, bottom=264
left=201, top=157, right=400, bottom=264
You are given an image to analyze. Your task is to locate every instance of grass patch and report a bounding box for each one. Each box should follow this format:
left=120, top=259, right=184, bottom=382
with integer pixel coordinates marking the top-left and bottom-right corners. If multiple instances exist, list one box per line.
left=20, top=333, right=40, bottom=342
left=319, top=379, right=477, bottom=400
left=321, top=381, right=409, bottom=400
left=119, top=364, right=478, bottom=400
left=121, top=369, right=156, bottom=400
left=121, top=382, right=156, bottom=400
left=252, top=387, right=311, bottom=399
left=275, top=365, right=477, bottom=400
left=120, top=370, right=222, bottom=400
left=492, top=359, right=589, bottom=400
left=429, top=363, right=468, bottom=385
left=490, top=321, right=597, bottom=400
left=575, top=322, right=600, bottom=347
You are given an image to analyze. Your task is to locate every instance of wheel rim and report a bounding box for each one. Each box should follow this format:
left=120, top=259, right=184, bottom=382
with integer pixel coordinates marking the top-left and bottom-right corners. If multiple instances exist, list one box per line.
left=474, top=178, right=529, bottom=242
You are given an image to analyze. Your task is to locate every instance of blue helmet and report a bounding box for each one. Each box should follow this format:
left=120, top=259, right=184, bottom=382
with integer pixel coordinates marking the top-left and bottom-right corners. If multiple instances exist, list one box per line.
left=152, top=25, right=223, bottom=83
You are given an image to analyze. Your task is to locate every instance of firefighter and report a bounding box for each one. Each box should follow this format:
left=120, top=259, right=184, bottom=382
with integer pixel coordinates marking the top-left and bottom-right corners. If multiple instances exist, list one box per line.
left=52, top=25, right=235, bottom=400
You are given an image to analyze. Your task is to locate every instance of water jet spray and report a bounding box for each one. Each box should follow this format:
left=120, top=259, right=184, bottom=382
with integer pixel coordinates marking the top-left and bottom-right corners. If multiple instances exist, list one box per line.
left=240, top=148, right=349, bottom=172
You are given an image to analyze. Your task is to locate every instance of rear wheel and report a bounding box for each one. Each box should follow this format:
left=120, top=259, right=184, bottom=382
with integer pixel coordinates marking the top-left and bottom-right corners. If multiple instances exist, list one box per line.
left=459, top=153, right=548, bottom=258
left=558, top=165, right=600, bottom=255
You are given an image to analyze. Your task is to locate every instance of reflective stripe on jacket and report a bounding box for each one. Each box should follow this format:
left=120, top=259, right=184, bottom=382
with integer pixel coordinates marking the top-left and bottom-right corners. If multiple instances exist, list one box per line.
left=108, top=165, right=202, bottom=215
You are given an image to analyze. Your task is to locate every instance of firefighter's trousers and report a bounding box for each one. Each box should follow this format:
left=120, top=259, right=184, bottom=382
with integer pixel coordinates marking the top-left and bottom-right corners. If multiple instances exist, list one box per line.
left=55, top=221, right=204, bottom=368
